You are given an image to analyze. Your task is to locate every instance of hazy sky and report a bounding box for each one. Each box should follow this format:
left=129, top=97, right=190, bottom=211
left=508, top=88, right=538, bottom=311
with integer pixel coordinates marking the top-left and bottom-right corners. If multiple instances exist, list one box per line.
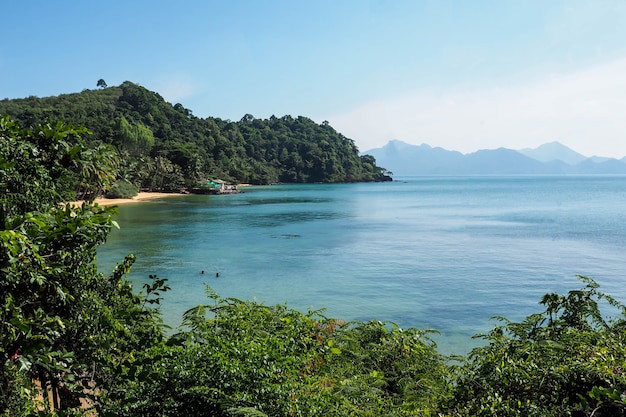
left=3, top=1, right=626, bottom=157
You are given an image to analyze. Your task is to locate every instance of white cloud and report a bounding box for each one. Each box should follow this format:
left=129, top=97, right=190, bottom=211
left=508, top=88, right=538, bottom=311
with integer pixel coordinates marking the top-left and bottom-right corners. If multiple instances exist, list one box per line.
left=327, top=57, right=626, bottom=158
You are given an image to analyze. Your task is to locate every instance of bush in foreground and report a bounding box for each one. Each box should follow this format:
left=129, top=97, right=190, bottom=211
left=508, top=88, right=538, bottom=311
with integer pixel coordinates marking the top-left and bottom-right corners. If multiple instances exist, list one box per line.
left=450, top=276, right=626, bottom=417
left=99, top=288, right=450, bottom=416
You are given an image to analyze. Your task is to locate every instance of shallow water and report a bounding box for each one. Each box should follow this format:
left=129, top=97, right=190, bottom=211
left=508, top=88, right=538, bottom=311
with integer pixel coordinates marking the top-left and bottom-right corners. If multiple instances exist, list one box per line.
left=97, top=176, right=626, bottom=355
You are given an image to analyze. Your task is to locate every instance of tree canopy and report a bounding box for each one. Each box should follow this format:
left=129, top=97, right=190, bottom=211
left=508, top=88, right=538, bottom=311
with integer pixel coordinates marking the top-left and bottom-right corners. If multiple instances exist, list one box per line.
left=0, top=81, right=391, bottom=196
left=0, top=116, right=165, bottom=414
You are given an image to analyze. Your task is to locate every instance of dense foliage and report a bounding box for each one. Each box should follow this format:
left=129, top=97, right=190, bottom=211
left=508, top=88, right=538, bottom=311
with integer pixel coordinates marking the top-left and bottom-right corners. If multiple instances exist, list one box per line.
left=100, top=290, right=449, bottom=416
left=0, top=117, right=165, bottom=415
left=3, top=116, right=626, bottom=416
left=450, top=276, right=626, bottom=416
left=0, top=81, right=391, bottom=195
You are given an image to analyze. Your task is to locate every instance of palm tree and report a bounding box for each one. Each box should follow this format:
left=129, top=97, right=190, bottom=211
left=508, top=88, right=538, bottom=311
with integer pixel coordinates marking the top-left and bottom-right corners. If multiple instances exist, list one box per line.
left=77, top=144, right=120, bottom=200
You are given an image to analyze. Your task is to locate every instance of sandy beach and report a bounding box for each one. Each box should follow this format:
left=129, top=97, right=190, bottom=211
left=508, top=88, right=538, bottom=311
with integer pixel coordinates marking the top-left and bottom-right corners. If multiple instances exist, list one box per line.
left=69, top=184, right=252, bottom=207
left=71, top=192, right=187, bottom=207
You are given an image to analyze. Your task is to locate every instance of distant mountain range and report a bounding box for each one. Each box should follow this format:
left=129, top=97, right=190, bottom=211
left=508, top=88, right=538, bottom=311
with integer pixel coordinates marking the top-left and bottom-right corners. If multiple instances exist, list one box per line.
left=363, top=140, right=626, bottom=176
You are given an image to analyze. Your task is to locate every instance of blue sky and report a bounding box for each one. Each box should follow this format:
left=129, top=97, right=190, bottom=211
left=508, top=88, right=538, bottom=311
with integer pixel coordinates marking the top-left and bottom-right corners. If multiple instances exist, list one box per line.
left=2, top=1, right=626, bottom=157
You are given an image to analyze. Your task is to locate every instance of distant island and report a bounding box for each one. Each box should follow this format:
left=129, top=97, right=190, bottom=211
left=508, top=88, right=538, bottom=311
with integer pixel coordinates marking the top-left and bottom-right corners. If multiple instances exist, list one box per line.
left=364, top=140, right=626, bottom=176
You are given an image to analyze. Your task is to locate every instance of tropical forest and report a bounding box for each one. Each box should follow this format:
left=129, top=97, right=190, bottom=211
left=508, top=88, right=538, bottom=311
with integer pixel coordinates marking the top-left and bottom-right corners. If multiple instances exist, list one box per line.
left=2, top=82, right=626, bottom=416
left=0, top=80, right=391, bottom=199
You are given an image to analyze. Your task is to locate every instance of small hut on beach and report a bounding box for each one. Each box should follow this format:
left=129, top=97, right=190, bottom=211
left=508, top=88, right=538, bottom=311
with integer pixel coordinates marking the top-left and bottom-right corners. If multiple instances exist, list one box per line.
left=191, top=179, right=240, bottom=194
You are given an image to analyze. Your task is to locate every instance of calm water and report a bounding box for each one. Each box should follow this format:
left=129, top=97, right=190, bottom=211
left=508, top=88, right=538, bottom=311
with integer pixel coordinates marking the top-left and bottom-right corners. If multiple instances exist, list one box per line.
left=97, top=176, right=626, bottom=355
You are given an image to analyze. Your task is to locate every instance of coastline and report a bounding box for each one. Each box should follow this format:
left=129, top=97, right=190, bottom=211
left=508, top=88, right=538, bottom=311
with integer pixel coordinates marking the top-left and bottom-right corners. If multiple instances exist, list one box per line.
left=70, top=184, right=252, bottom=207
left=71, top=192, right=187, bottom=207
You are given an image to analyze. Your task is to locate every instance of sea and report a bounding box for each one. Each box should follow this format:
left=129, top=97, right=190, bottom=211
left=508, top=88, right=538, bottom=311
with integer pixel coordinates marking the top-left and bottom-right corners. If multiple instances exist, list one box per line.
left=96, top=176, right=626, bottom=355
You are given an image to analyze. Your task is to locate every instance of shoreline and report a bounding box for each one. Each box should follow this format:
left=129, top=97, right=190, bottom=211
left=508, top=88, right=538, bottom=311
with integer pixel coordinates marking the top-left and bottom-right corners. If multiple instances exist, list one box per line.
left=71, top=192, right=187, bottom=207
left=71, top=184, right=252, bottom=207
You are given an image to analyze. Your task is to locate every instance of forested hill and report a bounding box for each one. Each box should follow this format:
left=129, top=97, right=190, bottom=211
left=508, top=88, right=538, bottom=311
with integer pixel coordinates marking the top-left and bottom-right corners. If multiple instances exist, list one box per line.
left=0, top=81, right=391, bottom=190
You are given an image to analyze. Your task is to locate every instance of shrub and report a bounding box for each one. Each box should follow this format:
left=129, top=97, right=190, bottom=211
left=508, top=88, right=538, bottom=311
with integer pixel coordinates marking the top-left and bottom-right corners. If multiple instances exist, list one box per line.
left=449, top=276, right=626, bottom=417
left=105, top=180, right=138, bottom=199
left=100, top=288, right=451, bottom=416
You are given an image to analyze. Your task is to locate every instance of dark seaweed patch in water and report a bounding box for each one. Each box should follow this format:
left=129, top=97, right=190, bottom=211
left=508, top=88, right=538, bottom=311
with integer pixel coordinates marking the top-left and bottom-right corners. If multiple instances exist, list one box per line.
left=244, top=211, right=340, bottom=227
left=239, top=197, right=333, bottom=206
left=272, top=234, right=302, bottom=239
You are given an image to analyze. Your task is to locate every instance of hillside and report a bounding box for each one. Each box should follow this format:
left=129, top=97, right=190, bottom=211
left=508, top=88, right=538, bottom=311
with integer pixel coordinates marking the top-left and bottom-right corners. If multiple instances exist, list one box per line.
left=0, top=81, right=391, bottom=192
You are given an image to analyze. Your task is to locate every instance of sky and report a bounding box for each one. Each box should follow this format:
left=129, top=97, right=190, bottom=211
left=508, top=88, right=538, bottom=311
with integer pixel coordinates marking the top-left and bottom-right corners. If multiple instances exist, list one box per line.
left=2, top=1, right=626, bottom=158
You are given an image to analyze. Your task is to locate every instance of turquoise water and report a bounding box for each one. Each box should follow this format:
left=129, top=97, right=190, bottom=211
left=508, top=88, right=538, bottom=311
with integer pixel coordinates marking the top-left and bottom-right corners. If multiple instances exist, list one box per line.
left=97, top=176, right=626, bottom=355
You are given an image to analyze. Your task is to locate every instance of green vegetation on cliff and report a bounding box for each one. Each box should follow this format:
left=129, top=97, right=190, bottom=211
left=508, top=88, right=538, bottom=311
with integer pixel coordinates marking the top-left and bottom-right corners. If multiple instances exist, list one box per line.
left=0, top=81, right=391, bottom=195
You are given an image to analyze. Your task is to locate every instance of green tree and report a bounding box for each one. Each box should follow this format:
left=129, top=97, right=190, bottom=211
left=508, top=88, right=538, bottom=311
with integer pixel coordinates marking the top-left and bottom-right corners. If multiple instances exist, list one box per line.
left=149, top=155, right=184, bottom=191
left=102, top=289, right=450, bottom=416
left=76, top=143, right=121, bottom=200
left=0, top=116, right=166, bottom=415
left=0, top=82, right=393, bottom=187
left=0, top=116, right=89, bottom=216
left=450, top=276, right=626, bottom=417
left=114, top=116, right=155, bottom=157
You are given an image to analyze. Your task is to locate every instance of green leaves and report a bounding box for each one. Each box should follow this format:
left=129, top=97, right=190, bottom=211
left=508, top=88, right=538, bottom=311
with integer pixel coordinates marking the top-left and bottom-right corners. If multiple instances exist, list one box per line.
left=1, top=84, right=392, bottom=189
left=451, top=277, right=626, bottom=416
left=0, top=115, right=94, bottom=217
left=104, top=291, right=450, bottom=416
left=0, top=117, right=168, bottom=414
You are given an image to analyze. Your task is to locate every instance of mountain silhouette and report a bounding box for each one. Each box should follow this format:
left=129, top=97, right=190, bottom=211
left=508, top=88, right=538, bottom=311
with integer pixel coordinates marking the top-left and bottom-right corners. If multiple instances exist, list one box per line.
left=518, top=141, right=587, bottom=165
left=363, top=140, right=626, bottom=176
